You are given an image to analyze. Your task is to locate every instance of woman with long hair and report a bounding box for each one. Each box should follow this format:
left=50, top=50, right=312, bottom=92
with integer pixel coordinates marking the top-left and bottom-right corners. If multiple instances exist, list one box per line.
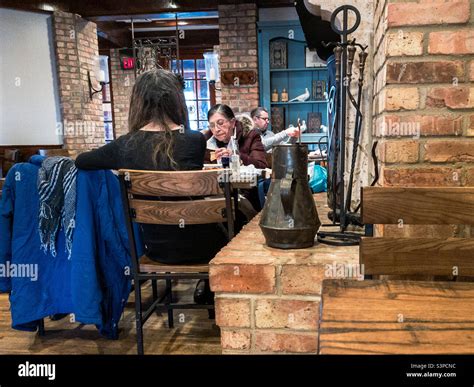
left=76, top=69, right=203, bottom=171
left=76, top=69, right=227, bottom=303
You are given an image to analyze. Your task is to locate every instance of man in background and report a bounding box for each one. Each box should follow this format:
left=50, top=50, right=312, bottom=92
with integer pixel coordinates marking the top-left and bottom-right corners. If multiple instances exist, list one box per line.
left=250, top=107, right=300, bottom=152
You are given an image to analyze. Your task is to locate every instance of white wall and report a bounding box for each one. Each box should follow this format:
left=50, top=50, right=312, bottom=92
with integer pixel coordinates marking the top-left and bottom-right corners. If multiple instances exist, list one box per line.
left=0, top=8, right=62, bottom=145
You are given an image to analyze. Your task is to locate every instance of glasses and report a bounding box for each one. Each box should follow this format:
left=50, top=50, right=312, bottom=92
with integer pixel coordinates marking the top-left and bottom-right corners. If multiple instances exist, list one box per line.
left=209, top=119, right=230, bottom=129
left=257, top=116, right=269, bottom=121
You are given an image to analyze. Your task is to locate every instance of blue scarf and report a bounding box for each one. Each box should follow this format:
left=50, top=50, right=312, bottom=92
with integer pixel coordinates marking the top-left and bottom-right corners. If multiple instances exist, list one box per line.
left=37, top=156, right=77, bottom=259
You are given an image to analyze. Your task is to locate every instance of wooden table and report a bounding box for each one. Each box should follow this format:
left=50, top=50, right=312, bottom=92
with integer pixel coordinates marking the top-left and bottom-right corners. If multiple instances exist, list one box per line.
left=319, top=279, right=474, bottom=354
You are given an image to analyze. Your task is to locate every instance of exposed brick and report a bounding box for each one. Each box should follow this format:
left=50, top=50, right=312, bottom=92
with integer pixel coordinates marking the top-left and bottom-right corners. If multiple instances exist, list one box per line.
left=380, top=140, right=419, bottom=163
left=255, top=299, right=319, bottom=330
left=386, top=61, right=464, bottom=84
left=426, top=87, right=474, bottom=109
left=429, top=29, right=474, bottom=55
left=385, top=32, right=424, bottom=57
left=384, top=88, right=419, bottom=111
left=470, top=61, right=474, bottom=82
left=281, top=265, right=324, bottom=295
left=220, top=329, right=251, bottom=351
left=255, top=332, right=318, bottom=353
left=215, top=298, right=251, bottom=328
left=210, top=264, right=275, bottom=294
left=469, top=115, right=474, bottom=137
left=423, top=141, right=474, bottom=162
left=53, top=11, right=104, bottom=152
left=387, top=0, right=470, bottom=27
left=382, top=167, right=463, bottom=187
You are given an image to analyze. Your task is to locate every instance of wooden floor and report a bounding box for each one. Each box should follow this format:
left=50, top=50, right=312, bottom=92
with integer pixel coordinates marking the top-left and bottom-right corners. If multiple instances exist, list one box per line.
left=0, top=280, right=221, bottom=355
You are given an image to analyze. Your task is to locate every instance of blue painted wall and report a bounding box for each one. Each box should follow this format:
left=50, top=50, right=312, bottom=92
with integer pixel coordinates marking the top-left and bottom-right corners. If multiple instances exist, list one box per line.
left=258, top=20, right=329, bottom=143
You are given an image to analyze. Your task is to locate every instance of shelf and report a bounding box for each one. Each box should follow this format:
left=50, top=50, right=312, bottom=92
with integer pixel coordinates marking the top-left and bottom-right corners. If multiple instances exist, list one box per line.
left=271, top=100, right=328, bottom=105
left=270, top=67, right=327, bottom=72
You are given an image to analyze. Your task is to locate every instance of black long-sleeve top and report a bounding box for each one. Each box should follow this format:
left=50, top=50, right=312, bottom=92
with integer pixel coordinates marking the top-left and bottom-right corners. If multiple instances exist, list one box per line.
left=75, top=129, right=227, bottom=264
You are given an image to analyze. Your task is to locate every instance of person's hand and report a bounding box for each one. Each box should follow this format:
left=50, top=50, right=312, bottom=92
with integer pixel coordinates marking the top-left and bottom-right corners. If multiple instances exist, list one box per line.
left=215, top=147, right=232, bottom=160
left=285, top=127, right=300, bottom=138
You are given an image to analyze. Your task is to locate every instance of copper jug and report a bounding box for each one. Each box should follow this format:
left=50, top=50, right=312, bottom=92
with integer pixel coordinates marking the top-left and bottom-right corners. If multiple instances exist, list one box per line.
left=259, top=144, right=320, bottom=249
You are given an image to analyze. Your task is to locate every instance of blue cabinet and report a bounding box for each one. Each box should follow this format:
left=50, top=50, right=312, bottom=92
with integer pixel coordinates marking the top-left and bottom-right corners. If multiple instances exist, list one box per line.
left=258, top=21, right=328, bottom=144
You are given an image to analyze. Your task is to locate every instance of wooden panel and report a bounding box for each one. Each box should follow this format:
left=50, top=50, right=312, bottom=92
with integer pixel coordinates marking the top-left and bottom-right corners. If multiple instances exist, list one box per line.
left=360, top=237, right=474, bottom=276
left=0, top=145, right=63, bottom=162
left=131, top=198, right=227, bottom=225
left=361, top=187, right=474, bottom=225
left=139, top=255, right=209, bottom=273
left=319, top=279, right=474, bottom=354
left=119, top=169, right=224, bottom=197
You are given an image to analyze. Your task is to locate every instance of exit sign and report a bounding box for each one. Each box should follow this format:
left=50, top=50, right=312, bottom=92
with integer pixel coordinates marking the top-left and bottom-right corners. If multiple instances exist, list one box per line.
left=120, top=57, right=135, bottom=70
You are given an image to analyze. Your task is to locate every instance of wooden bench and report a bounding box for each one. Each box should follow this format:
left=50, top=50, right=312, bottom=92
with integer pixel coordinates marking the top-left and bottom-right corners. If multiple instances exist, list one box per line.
left=319, top=279, right=474, bottom=354
left=319, top=187, right=474, bottom=354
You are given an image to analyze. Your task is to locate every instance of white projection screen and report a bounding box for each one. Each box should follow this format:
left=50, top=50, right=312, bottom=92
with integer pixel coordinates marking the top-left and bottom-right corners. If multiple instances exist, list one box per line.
left=0, top=8, right=62, bottom=145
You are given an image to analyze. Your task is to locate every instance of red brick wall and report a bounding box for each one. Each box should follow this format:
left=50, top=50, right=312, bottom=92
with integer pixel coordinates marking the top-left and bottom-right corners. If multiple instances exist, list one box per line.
left=109, top=49, right=136, bottom=138
left=218, top=2, right=259, bottom=114
left=53, top=11, right=105, bottom=155
left=374, top=0, right=473, bottom=187
left=372, top=0, right=474, bottom=236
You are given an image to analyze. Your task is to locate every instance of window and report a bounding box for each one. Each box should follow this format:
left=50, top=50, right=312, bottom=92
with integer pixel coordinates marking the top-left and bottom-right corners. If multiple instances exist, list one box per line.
left=172, top=59, right=210, bottom=130
left=102, top=83, right=114, bottom=143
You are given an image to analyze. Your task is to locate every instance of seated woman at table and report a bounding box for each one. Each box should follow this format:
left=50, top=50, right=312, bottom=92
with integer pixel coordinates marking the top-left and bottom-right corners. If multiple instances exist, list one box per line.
left=204, top=104, right=267, bottom=211
left=204, top=104, right=267, bottom=169
left=75, top=68, right=226, bottom=304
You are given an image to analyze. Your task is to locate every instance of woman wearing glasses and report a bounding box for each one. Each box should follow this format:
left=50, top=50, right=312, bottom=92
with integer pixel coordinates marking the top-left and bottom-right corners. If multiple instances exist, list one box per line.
left=205, top=104, right=267, bottom=169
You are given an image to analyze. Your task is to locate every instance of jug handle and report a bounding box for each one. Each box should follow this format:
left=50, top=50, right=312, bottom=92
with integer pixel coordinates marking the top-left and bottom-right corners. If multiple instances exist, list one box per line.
left=280, top=171, right=296, bottom=218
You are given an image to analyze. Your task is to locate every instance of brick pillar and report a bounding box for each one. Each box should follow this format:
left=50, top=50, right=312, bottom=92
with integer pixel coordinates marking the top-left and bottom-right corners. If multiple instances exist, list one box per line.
left=109, top=49, right=136, bottom=138
left=372, top=0, right=474, bottom=236
left=218, top=2, right=259, bottom=114
left=52, top=11, right=105, bottom=154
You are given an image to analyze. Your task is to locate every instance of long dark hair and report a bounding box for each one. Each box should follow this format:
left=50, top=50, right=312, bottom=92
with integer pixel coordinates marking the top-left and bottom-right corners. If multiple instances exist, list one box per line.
left=128, top=69, right=187, bottom=168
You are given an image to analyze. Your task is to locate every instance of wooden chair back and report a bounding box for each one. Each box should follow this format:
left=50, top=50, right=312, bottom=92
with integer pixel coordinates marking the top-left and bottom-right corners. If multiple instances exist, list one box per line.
left=119, top=169, right=233, bottom=227
left=0, top=148, right=20, bottom=178
left=360, top=187, right=474, bottom=278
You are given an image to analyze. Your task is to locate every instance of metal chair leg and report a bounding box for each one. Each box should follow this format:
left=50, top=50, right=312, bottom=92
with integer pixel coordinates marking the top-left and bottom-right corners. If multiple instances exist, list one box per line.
left=38, top=319, right=45, bottom=336
left=152, top=280, right=158, bottom=300
left=134, top=276, right=144, bottom=355
left=166, top=278, right=174, bottom=328
left=208, top=308, right=215, bottom=320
